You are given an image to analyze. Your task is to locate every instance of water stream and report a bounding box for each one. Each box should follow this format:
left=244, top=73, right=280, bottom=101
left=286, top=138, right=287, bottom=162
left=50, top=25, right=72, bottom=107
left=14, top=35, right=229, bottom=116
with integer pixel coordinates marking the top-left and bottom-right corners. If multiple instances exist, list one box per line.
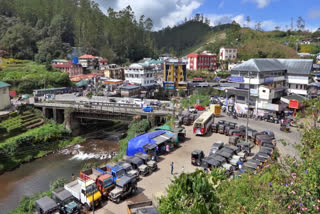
left=0, top=122, right=127, bottom=213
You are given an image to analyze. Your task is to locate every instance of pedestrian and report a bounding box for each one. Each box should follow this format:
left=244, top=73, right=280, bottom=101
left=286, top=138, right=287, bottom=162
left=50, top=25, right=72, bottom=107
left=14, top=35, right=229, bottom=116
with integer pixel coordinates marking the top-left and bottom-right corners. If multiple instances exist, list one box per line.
left=72, top=173, right=75, bottom=181
left=170, top=162, right=174, bottom=175
left=166, top=144, right=170, bottom=153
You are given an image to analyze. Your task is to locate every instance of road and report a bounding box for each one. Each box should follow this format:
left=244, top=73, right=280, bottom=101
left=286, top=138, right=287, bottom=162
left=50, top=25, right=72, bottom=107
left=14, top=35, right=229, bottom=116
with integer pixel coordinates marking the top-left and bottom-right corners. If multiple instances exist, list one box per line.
left=91, top=115, right=300, bottom=213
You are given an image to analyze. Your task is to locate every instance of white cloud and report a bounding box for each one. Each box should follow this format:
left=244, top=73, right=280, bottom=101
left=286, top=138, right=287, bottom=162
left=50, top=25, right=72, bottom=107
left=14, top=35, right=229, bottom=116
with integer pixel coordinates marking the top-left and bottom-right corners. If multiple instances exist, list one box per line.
left=243, top=0, right=271, bottom=8
left=94, top=0, right=202, bottom=29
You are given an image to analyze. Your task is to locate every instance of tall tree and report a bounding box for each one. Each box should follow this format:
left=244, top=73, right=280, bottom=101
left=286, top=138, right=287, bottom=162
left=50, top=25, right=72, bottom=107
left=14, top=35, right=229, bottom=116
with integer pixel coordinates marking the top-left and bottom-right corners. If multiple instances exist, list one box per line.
left=296, top=16, right=305, bottom=31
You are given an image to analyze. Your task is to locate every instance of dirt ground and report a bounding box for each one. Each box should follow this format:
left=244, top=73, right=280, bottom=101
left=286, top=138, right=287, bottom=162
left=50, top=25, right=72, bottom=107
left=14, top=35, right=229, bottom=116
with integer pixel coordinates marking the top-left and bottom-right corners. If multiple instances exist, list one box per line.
left=94, top=125, right=229, bottom=214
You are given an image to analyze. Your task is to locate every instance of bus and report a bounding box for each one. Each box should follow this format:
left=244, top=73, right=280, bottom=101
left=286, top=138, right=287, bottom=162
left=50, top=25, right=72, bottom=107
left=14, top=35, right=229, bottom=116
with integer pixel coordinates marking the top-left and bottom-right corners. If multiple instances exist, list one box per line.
left=193, top=111, right=214, bottom=136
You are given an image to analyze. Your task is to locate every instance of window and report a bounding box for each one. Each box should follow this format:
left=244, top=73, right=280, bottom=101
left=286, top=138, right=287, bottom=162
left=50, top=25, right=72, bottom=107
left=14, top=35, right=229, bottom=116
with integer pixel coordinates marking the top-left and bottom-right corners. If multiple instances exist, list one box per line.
left=237, top=96, right=245, bottom=101
left=300, top=85, right=303, bottom=89
left=288, top=84, right=291, bottom=88
left=296, top=84, right=298, bottom=89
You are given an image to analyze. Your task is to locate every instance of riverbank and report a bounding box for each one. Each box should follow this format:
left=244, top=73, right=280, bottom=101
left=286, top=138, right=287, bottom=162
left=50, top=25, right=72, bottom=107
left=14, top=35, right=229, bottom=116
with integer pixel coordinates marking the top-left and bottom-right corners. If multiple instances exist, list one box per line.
left=0, top=122, right=84, bottom=175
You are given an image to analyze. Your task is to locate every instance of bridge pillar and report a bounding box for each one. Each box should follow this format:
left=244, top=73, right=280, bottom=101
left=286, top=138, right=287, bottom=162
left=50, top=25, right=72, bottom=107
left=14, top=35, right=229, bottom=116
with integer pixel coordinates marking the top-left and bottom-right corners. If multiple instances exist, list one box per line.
left=64, top=111, right=80, bottom=136
left=53, top=107, right=57, bottom=122
left=148, top=114, right=156, bottom=127
left=42, top=107, right=46, bottom=117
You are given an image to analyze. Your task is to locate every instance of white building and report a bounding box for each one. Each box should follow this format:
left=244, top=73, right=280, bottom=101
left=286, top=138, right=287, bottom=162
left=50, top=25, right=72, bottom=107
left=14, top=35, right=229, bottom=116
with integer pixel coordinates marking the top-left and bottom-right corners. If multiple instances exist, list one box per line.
left=226, top=59, right=287, bottom=114
left=278, top=59, right=313, bottom=96
left=0, top=81, right=11, bottom=110
left=124, top=63, right=157, bottom=87
left=219, top=47, right=238, bottom=61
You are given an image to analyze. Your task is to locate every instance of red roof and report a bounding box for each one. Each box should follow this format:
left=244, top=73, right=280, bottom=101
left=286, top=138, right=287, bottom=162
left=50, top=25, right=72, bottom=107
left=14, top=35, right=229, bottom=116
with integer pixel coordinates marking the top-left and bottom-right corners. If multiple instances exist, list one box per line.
left=99, top=60, right=108, bottom=63
left=79, top=54, right=95, bottom=59
left=187, top=52, right=217, bottom=58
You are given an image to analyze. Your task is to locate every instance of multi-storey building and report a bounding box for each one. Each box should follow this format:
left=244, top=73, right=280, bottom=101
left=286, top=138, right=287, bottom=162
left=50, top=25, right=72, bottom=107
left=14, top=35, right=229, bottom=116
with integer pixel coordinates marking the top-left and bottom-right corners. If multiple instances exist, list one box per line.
left=219, top=47, right=238, bottom=61
left=52, top=60, right=83, bottom=77
left=278, top=59, right=313, bottom=96
left=226, top=59, right=287, bottom=114
left=164, top=59, right=187, bottom=89
left=186, top=52, right=217, bottom=70
left=104, top=64, right=125, bottom=80
left=124, top=63, right=157, bottom=87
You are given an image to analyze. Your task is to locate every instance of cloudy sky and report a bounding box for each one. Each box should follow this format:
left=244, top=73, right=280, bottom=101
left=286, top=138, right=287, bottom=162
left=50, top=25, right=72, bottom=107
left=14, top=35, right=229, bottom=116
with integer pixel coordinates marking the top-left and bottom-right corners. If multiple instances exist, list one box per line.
left=94, top=0, right=320, bottom=31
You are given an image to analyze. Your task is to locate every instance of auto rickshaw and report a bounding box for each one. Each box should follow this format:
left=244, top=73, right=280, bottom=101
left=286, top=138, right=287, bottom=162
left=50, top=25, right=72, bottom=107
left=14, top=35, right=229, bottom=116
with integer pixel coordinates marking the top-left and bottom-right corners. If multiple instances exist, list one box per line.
left=230, top=129, right=241, bottom=137
left=252, top=154, right=269, bottom=164
left=261, top=141, right=275, bottom=149
left=260, top=146, right=273, bottom=156
left=255, top=134, right=273, bottom=146
left=224, top=145, right=240, bottom=154
left=247, top=159, right=264, bottom=168
left=280, top=121, right=290, bottom=132
left=218, top=120, right=226, bottom=125
left=191, top=150, right=204, bottom=166
left=228, top=122, right=237, bottom=129
left=224, top=126, right=234, bottom=136
left=201, top=157, right=221, bottom=170
left=212, top=123, right=218, bottom=133
left=236, top=142, right=251, bottom=155
left=243, top=162, right=260, bottom=174
left=228, top=136, right=239, bottom=146
left=218, top=124, right=225, bottom=134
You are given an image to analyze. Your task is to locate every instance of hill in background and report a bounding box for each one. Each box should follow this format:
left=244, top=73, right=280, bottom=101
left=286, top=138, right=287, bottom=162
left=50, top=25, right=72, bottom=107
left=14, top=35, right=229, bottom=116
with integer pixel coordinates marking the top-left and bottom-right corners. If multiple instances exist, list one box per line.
left=153, top=20, right=320, bottom=60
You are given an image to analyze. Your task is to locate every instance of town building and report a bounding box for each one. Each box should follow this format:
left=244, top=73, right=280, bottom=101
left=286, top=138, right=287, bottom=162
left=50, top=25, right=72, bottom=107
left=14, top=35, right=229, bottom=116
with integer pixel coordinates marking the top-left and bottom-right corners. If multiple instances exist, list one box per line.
left=278, top=59, right=313, bottom=96
left=52, top=61, right=83, bottom=77
left=186, top=52, right=217, bottom=70
left=98, top=58, right=108, bottom=71
left=104, top=64, right=125, bottom=80
left=164, top=59, right=187, bottom=89
left=219, top=47, right=238, bottom=61
left=79, top=54, right=96, bottom=70
left=124, top=63, right=157, bottom=87
left=120, top=85, right=141, bottom=97
left=0, top=81, right=11, bottom=110
left=226, top=59, right=287, bottom=115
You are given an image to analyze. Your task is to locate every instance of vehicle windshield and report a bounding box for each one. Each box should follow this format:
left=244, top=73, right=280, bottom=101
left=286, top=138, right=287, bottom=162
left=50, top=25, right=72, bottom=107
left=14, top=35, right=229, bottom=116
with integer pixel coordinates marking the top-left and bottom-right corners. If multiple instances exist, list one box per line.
left=195, top=123, right=202, bottom=129
left=86, top=184, right=97, bottom=195
left=116, top=169, right=125, bottom=178
left=64, top=197, right=74, bottom=205
left=103, top=178, right=114, bottom=187
left=126, top=165, right=133, bottom=171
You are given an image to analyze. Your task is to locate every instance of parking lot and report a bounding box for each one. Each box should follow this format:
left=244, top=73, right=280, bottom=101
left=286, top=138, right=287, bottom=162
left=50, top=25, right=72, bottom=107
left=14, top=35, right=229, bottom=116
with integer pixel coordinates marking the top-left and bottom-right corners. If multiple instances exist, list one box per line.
left=93, top=114, right=300, bottom=213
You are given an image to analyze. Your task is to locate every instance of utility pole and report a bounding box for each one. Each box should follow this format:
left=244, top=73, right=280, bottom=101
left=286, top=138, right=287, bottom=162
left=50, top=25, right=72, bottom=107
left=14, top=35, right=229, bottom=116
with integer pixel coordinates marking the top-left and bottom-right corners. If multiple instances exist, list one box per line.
left=246, top=72, right=251, bottom=143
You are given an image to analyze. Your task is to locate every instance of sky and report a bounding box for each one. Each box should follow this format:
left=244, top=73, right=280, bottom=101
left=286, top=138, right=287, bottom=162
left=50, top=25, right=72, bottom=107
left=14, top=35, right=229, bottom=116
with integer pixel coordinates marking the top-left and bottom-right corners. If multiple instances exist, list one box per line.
left=94, top=0, right=320, bottom=31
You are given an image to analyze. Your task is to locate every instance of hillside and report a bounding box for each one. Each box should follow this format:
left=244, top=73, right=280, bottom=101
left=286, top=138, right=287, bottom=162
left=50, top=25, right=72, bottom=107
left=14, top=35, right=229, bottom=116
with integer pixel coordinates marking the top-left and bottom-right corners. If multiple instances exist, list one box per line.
left=153, top=21, right=320, bottom=60
left=0, top=0, right=157, bottom=64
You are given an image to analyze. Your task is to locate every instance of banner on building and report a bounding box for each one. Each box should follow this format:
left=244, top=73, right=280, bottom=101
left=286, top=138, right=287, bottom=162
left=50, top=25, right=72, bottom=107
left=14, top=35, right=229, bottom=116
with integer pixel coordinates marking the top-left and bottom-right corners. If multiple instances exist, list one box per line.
left=229, top=76, right=244, bottom=83
left=262, top=103, right=279, bottom=111
left=234, top=103, right=248, bottom=114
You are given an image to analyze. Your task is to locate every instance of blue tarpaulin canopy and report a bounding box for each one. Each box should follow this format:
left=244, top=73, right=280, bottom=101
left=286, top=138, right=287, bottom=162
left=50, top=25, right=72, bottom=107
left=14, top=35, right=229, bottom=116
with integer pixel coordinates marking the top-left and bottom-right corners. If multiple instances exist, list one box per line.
left=126, top=130, right=166, bottom=156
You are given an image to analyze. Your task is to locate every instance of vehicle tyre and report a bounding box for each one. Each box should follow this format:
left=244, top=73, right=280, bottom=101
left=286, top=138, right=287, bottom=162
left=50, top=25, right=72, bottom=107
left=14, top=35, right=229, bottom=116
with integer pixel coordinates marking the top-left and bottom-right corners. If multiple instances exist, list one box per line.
left=85, top=204, right=91, bottom=211
left=115, top=198, right=120, bottom=204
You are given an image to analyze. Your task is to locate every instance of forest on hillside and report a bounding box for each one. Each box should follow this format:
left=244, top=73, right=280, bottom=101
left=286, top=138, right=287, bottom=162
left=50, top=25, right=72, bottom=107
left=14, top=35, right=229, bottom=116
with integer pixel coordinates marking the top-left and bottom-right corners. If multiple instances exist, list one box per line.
left=0, top=0, right=320, bottom=64
left=0, top=0, right=157, bottom=64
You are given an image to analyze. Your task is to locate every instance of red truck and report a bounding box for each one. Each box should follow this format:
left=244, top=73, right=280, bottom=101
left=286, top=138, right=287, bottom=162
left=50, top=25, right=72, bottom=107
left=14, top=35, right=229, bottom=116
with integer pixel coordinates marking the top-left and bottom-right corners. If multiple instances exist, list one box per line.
left=80, top=168, right=115, bottom=198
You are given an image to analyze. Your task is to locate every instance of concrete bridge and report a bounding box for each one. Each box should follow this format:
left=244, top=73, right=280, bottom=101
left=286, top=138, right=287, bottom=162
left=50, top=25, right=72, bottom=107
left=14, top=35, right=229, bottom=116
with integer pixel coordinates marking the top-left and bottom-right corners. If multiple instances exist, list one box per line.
left=33, top=101, right=173, bottom=134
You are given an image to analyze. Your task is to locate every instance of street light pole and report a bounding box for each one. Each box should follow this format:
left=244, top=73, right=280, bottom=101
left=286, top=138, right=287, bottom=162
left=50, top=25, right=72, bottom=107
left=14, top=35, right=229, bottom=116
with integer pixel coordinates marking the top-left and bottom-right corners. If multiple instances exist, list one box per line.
left=246, top=72, right=251, bottom=143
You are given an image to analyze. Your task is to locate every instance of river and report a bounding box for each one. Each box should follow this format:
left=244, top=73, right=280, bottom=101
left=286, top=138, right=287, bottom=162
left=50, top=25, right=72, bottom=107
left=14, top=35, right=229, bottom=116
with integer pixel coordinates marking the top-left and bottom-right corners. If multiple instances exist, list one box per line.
left=0, top=122, right=127, bottom=213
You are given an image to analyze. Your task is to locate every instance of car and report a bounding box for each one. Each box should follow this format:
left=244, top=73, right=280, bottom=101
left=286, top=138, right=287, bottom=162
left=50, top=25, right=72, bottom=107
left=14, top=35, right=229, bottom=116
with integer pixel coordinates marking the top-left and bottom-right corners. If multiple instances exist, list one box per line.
left=118, top=99, right=129, bottom=104
left=150, top=101, right=161, bottom=106
left=195, top=104, right=205, bottom=111
left=143, top=106, right=153, bottom=112
left=263, top=114, right=279, bottom=124
left=134, top=99, right=145, bottom=106
left=188, top=106, right=197, bottom=114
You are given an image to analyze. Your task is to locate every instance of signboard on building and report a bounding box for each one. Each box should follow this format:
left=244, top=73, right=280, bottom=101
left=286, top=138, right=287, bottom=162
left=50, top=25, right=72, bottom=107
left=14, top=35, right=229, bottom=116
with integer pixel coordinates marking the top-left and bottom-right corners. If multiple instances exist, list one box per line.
left=262, top=103, right=279, bottom=111
left=229, top=76, right=244, bottom=83
left=250, top=89, right=258, bottom=96
left=264, top=77, right=274, bottom=83
left=289, top=99, right=299, bottom=109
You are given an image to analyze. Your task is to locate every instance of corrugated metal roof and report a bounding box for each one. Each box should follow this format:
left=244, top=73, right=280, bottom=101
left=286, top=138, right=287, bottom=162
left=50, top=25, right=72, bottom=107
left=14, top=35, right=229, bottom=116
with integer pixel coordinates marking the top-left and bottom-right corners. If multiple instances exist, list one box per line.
left=0, top=81, right=10, bottom=88
left=232, top=59, right=286, bottom=72
left=278, top=59, right=313, bottom=75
